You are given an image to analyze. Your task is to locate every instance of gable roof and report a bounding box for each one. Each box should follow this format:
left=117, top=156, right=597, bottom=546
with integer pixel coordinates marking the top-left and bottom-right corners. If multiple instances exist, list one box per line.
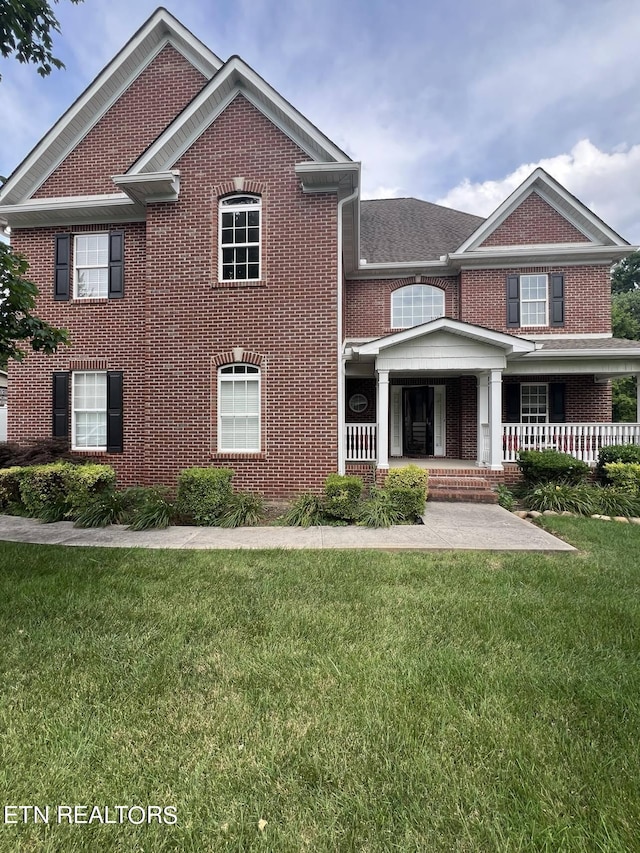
left=454, top=167, right=630, bottom=254
left=359, top=198, right=484, bottom=263
left=0, top=8, right=222, bottom=205
left=126, top=55, right=352, bottom=175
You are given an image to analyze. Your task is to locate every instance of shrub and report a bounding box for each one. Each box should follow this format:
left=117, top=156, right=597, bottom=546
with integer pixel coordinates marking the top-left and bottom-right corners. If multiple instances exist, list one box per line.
left=19, top=462, right=70, bottom=518
left=597, top=445, right=640, bottom=482
left=384, top=465, right=428, bottom=520
left=0, top=467, right=24, bottom=511
left=591, top=486, right=640, bottom=518
left=176, top=467, right=234, bottom=525
left=127, top=487, right=172, bottom=531
left=496, top=484, right=516, bottom=511
left=357, top=488, right=403, bottom=528
left=517, top=449, right=590, bottom=485
left=323, top=474, right=363, bottom=521
left=283, top=493, right=326, bottom=527
left=62, top=464, right=117, bottom=516
left=0, top=438, right=81, bottom=469
left=603, top=462, right=640, bottom=491
left=524, top=483, right=595, bottom=515
left=218, top=492, right=265, bottom=528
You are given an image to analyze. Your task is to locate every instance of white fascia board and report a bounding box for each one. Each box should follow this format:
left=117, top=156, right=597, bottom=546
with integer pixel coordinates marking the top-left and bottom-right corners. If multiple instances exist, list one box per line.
left=112, top=171, right=180, bottom=205
left=353, top=318, right=536, bottom=356
left=348, top=260, right=453, bottom=280
left=455, top=168, right=630, bottom=254
left=506, top=357, right=640, bottom=376
left=130, top=57, right=350, bottom=175
left=0, top=194, right=143, bottom=227
left=522, top=333, right=612, bottom=340
left=522, top=347, right=640, bottom=359
left=0, top=9, right=220, bottom=206
left=447, top=244, right=633, bottom=267
left=295, top=162, right=360, bottom=193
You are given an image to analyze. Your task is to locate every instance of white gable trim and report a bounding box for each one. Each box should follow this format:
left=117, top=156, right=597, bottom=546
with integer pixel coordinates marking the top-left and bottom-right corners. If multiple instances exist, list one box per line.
left=0, top=9, right=221, bottom=206
left=352, top=317, right=536, bottom=357
left=129, top=56, right=351, bottom=174
left=455, top=168, right=629, bottom=253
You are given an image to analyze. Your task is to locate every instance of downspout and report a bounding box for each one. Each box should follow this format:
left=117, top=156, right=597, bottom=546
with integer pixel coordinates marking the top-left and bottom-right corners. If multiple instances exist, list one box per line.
left=337, top=184, right=359, bottom=475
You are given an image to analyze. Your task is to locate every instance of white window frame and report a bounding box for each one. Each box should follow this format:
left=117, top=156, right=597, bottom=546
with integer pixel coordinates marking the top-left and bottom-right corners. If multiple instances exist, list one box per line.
left=520, top=383, right=549, bottom=424
left=520, top=274, right=548, bottom=327
left=217, top=364, right=261, bottom=453
left=72, top=371, right=107, bottom=451
left=391, top=284, right=445, bottom=328
left=218, top=195, right=261, bottom=282
left=74, top=233, right=109, bottom=299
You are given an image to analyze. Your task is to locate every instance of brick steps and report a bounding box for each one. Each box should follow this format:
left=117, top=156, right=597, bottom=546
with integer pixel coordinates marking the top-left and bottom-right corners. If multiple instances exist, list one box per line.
left=427, top=474, right=498, bottom=504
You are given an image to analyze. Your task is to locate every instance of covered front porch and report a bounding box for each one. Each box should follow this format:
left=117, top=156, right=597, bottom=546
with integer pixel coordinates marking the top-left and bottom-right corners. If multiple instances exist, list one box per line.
left=343, top=318, right=640, bottom=472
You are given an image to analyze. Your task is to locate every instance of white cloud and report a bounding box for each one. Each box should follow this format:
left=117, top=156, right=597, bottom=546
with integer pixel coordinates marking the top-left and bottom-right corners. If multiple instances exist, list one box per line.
left=436, top=140, right=640, bottom=244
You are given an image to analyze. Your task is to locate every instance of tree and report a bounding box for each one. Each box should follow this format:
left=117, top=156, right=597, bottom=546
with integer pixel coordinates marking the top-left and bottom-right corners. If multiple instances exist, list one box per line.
left=611, top=250, right=640, bottom=294
left=0, top=243, right=68, bottom=362
left=0, top=0, right=82, bottom=80
left=611, top=277, right=640, bottom=421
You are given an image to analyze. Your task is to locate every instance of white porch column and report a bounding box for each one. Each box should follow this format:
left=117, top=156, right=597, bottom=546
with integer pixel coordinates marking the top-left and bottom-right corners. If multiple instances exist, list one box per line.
left=477, top=372, right=489, bottom=466
left=636, top=374, right=640, bottom=423
left=377, top=369, right=390, bottom=469
left=489, top=368, right=503, bottom=470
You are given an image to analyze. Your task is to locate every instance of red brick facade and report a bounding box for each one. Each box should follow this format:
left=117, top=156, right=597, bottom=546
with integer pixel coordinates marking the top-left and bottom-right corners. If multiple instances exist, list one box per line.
left=4, top=16, right=630, bottom=496
left=479, top=192, right=590, bottom=247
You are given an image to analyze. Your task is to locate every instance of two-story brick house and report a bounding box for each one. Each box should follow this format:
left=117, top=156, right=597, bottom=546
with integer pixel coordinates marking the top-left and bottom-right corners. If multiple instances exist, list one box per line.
left=1, top=8, right=639, bottom=498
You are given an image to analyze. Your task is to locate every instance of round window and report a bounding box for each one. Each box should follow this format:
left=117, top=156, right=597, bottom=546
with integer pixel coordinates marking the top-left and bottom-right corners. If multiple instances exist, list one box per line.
left=348, top=393, right=368, bottom=414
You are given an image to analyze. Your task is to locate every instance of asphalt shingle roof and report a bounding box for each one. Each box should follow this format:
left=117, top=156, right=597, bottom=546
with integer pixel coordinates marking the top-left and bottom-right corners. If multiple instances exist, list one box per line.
left=360, top=198, right=485, bottom=264
left=535, top=337, right=640, bottom=351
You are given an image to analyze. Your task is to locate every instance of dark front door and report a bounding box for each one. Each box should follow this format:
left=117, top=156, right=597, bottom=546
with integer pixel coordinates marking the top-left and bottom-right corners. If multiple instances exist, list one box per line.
left=403, top=386, right=434, bottom=456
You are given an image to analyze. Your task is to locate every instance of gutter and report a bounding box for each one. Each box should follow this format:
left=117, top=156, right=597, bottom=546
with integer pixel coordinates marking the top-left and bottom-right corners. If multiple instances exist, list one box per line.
left=337, top=184, right=360, bottom=475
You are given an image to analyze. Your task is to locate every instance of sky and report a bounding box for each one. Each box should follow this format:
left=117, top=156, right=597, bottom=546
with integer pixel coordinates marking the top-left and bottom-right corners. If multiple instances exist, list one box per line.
left=1, top=0, right=640, bottom=242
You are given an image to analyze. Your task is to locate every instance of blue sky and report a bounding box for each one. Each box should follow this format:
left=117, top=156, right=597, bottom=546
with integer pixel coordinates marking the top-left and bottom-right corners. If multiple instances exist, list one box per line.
left=1, top=0, right=640, bottom=242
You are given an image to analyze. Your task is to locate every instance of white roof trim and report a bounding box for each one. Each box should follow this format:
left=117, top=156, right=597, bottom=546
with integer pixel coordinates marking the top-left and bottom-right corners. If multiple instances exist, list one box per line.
left=129, top=56, right=351, bottom=174
left=0, top=194, right=143, bottom=227
left=447, top=244, right=633, bottom=267
left=455, top=168, right=630, bottom=253
left=352, top=317, right=536, bottom=356
left=0, top=9, right=221, bottom=206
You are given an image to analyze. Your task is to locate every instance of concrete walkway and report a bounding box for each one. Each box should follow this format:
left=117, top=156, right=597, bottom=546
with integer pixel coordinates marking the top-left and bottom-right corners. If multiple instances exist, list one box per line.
left=0, top=504, right=574, bottom=551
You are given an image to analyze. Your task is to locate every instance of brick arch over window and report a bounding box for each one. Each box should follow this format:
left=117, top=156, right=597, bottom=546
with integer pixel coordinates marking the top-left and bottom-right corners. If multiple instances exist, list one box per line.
left=390, top=280, right=447, bottom=329
left=212, top=350, right=264, bottom=369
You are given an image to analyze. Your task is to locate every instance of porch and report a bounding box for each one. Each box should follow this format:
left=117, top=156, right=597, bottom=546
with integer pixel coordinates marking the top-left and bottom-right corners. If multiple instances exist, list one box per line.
left=346, top=422, right=640, bottom=466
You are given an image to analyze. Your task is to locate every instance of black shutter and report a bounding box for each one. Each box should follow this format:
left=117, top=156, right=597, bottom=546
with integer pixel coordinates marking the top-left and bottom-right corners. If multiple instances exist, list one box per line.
left=506, top=275, right=520, bottom=327
left=505, top=383, right=520, bottom=423
left=106, top=371, right=123, bottom=453
left=108, top=231, right=124, bottom=299
left=549, top=382, right=566, bottom=423
left=52, top=372, right=70, bottom=437
left=550, top=273, right=564, bottom=327
left=54, top=234, right=70, bottom=301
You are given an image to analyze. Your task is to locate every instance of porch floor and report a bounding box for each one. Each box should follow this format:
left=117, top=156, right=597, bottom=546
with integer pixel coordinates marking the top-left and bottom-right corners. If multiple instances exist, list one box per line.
left=389, top=458, right=482, bottom=470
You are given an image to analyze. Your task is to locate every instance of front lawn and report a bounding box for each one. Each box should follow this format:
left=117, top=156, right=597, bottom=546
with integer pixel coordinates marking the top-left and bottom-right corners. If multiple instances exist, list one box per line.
left=1, top=518, right=639, bottom=851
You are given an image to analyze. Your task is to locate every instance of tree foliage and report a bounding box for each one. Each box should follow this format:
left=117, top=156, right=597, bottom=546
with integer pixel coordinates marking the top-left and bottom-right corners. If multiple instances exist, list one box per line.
left=0, top=0, right=82, bottom=80
left=611, top=250, right=640, bottom=294
left=0, top=243, right=68, bottom=362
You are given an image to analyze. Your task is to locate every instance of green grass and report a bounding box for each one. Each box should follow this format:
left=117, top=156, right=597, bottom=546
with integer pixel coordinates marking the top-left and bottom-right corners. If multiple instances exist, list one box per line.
left=0, top=519, right=639, bottom=851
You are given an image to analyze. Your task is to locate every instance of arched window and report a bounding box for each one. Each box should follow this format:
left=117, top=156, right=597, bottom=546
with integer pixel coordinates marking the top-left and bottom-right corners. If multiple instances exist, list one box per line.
left=218, top=364, right=260, bottom=452
left=219, top=194, right=261, bottom=281
left=391, top=284, right=445, bottom=328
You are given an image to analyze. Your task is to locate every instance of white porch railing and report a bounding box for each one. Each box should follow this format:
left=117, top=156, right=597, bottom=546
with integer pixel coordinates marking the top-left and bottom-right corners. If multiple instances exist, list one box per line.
left=502, top=423, right=640, bottom=464
left=346, top=423, right=377, bottom=461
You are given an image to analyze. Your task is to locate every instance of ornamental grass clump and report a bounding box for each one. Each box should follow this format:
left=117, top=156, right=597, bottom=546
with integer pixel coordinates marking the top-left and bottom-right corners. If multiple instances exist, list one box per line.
left=217, top=492, right=265, bottom=528
left=357, top=487, right=403, bottom=528
left=524, top=483, right=595, bottom=515
left=282, top=493, right=326, bottom=527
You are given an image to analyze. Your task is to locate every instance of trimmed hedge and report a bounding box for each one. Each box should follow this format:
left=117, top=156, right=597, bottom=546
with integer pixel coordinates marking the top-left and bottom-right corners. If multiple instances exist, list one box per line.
left=517, top=449, right=589, bottom=485
left=604, top=462, right=640, bottom=491
left=18, top=462, right=116, bottom=519
left=597, top=444, right=640, bottom=483
left=384, top=465, right=428, bottom=520
left=176, top=467, right=234, bottom=525
left=323, top=474, right=364, bottom=521
left=0, top=467, right=23, bottom=510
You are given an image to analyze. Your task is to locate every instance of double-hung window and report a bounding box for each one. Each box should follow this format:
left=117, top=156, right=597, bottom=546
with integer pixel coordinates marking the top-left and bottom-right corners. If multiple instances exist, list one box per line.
left=520, top=274, right=548, bottom=326
left=219, top=195, right=261, bottom=281
left=218, top=364, right=260, bottom=452
left=74, top=234, right=109, bottom=299
left=72, top=372, right=107, bottom=450
left=391, top=284, right=445, bottom=328
left=521, top=383, right=548, bottom=424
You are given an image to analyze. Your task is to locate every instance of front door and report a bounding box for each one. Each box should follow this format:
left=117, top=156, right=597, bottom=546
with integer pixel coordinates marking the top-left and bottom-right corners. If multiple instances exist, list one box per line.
left=402, top=386, right=434, bottom=456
